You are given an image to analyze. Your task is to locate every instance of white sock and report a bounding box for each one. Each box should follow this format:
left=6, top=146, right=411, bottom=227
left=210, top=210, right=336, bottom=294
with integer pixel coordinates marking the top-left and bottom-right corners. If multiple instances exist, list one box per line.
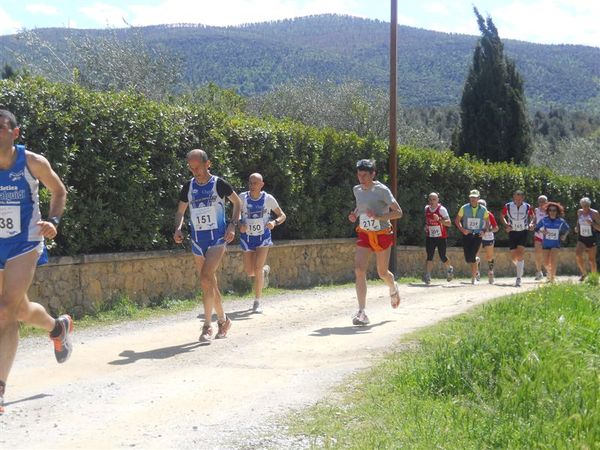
left=517, top=260, right=524, bottom=278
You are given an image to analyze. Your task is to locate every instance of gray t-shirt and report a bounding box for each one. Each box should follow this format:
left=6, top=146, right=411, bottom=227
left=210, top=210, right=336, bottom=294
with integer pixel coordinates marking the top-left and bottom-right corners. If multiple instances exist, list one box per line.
left=353, top=181, right=396, bottom=230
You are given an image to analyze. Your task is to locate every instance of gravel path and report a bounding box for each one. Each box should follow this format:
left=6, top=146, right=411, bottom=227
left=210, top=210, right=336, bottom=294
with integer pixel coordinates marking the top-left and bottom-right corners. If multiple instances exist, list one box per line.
left=0, top=277, right=566, bottom=449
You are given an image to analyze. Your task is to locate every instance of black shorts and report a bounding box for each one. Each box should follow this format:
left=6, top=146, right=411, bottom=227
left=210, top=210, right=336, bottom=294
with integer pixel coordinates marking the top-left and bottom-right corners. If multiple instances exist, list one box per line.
left=425, top=236, right=448, bottom=262
left=481, top=239, right=495, bottom=248
left=462, top=233, right=482, bottom=264
left=578, top=235, right=597, bottom=248
left=508, top=231, right=528, bottom=250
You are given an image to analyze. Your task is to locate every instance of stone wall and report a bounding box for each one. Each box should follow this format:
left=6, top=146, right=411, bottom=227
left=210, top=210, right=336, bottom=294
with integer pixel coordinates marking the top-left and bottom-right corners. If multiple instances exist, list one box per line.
left=29, top=239, right=582, bottom=316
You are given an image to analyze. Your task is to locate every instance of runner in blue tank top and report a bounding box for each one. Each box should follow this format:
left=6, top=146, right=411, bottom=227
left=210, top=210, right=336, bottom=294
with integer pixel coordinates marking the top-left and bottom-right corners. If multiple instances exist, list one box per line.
left=174, top=149, right=241, bottom=344
left=239, top=173, right=286, bottom=313
left=533, top=202, right=570, bottom=283
left=0, top=110, right=72, bottom=415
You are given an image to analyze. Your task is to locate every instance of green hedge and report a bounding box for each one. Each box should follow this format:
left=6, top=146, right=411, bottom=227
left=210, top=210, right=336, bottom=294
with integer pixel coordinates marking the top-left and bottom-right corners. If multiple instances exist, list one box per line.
left=1, top=77, right=599, bottom=255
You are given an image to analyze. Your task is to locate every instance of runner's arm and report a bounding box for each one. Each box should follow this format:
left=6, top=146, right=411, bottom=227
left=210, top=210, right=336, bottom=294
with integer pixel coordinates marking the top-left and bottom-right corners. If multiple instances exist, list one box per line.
left=26, top=152, right=67, bottom=239
left=267, top=206, right=286, bottom=230
left=226, top=191, right=242, bottom=242
left=173, top=201, right=188, bottom=243
left=375, top=201, right=402, bottom=221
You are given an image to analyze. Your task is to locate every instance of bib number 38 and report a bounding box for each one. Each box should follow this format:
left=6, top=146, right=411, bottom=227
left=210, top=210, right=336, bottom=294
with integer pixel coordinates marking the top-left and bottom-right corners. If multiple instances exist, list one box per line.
left=0, top=205, right=21, bottom=238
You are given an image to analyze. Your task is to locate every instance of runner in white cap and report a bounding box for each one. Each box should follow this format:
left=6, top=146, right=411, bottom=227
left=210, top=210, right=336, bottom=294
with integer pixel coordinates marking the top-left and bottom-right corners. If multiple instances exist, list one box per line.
left=574, top=197, right=600, bottom=281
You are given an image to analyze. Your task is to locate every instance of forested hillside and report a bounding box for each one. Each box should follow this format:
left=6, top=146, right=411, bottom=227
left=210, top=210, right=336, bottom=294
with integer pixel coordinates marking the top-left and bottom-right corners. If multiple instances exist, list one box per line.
left=1, top=14, right=598, bottom=110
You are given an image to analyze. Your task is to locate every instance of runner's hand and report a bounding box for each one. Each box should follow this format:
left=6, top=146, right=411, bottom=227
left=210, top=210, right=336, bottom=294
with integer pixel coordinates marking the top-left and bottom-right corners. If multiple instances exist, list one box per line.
left=173, top=229, right=184, bottom=244
left=239, top=223, right=248, bottom=233
left=348, top=212, right=357, bottom=222
left=266, top=220, right=276, bottom=230
left=37, top=220, right=57, bottom=239
left=225, top=223, right=236, bottom=243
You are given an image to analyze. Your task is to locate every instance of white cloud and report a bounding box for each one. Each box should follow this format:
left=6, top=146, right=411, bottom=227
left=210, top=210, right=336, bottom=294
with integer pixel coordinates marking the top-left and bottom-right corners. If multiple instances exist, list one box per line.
left=26, top=3, right=59, bottom=16
left=490, top=1, right=600, bottom=47
left=79, top=2, right=129, bottom=27
left=127, top=0, right=363, bottom=27
left=0, top=7, right=21, bottom=35
left=424, top=2, right=449, bottom=16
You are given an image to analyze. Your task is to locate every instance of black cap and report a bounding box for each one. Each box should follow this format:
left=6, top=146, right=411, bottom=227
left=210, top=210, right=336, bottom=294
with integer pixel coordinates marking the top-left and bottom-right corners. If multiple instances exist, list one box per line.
left=356, top=159, right=375, bottom=171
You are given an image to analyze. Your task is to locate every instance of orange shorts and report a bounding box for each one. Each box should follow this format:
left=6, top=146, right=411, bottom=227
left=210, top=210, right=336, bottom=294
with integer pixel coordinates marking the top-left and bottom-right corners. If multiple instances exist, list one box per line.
left=356, top=228, right=394, bottom=252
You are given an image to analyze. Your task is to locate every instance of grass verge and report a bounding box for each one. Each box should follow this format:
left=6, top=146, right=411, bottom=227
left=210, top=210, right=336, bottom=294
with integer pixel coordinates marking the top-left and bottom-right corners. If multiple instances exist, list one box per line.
left=292, top=283, right=600, bottom=449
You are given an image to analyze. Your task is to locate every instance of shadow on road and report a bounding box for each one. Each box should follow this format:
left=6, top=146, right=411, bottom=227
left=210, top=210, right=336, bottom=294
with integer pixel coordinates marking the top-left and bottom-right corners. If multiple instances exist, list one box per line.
left=310, top=320, right=395, bottom=337
left=108, top=341, right=203, bottom=365
left=4, top=393, right=52, bottom=407
left=197, top=308, right=255, bottom=322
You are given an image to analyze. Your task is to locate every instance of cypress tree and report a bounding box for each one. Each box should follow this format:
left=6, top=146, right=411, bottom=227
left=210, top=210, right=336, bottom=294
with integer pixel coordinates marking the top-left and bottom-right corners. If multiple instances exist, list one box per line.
left=453, top=7, right=532, bottom=163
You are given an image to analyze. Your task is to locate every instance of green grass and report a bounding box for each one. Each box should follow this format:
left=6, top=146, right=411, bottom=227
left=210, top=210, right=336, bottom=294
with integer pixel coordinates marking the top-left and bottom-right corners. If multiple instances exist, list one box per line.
left=293, top=283, right=600, bottom=449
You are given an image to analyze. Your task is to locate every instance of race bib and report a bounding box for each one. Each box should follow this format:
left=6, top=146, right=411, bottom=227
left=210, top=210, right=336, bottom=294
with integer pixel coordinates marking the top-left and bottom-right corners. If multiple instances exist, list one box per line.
left=360, top=214, right=381, bottom=231
left=246, top=218, right=264, bottom=237
left=0, top=205, right=21, bottom=238
left=580, top=224, right=593, bottom=237
left=428, top=225, right=442, bottom=238
left=467, top=218, right=481, bottom=231
left=545, top=228, right=559, bottom=241
left=511, top=221, right=526, bottom=232
left=191, top=206, right=217, bottom=231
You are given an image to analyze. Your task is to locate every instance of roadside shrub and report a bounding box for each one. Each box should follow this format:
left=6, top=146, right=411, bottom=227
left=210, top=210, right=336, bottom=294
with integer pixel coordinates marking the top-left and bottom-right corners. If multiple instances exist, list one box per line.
left=1, top=76, right=599, bottom=255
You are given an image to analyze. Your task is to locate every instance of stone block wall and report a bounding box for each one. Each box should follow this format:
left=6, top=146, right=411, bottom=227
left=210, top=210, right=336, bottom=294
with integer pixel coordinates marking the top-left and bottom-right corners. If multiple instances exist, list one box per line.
left=29, top=239, right=581, bottom=316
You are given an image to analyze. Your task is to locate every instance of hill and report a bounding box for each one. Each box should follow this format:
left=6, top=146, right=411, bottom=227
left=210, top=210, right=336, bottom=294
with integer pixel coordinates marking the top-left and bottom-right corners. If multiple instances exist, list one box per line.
left=1, top=14, right=599, bottom=110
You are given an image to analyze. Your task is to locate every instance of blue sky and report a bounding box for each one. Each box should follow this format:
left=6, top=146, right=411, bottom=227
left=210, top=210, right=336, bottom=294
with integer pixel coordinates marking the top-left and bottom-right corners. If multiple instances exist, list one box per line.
left=1, top=0, right=599, bottom=47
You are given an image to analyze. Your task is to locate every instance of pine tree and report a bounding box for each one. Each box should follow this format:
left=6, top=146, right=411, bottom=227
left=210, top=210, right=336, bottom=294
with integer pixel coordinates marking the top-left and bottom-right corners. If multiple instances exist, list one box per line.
left=453, top=7, right=532, bottom=163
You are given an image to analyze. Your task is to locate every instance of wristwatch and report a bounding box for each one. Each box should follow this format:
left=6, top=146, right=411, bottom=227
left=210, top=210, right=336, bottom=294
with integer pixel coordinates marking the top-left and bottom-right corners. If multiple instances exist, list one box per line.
left=49, top=216, right=61, bottom=227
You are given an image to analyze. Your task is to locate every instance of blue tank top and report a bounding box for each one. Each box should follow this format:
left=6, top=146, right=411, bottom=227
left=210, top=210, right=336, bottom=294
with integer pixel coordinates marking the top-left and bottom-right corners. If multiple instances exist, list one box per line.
left=535, top=216, right=569, bottom=248
left=240, top=191, right=273, bottom=240
left=186, top=176, right=227, bottom=242
left=0, top=145, right=42, bottom=242
left=460, top=203, right=487, bottom=233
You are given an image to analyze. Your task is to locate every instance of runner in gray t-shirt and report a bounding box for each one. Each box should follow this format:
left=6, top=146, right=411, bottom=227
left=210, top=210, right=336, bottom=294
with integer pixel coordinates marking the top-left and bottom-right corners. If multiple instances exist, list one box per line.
left=348, top=159, right=403, bottom=326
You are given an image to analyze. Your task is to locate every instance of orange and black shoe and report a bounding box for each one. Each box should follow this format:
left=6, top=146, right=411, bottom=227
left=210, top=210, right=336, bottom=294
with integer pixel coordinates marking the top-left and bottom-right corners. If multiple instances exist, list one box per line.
left=215, top=316, right=232, bottom=339
left=50, top=314, right=74, bottom=364
left=0, top=381, right=5, bottom=415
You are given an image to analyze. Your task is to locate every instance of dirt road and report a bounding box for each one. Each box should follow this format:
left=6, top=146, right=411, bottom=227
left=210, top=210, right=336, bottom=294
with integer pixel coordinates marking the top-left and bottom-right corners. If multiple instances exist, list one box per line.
left=0, top=278, right=559, bottom=449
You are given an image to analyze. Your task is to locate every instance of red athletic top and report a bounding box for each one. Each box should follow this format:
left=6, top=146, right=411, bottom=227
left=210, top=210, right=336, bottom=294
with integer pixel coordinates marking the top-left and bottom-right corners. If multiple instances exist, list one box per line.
left=425, top=204, right=448, bottom=238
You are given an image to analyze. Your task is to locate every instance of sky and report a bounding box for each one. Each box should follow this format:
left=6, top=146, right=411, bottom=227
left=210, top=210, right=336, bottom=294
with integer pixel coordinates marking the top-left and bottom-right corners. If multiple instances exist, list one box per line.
left=1, top=0, right=599, bottom=48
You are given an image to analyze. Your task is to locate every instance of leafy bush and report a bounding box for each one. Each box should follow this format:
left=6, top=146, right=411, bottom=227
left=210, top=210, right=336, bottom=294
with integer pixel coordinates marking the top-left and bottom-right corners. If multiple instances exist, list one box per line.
left=1, top=76, right=599, bottom=255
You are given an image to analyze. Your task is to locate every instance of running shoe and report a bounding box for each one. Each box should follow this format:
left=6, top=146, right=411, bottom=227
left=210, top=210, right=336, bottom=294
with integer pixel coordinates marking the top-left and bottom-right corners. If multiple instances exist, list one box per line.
left=50, top=314, right=73, bottom=364
left=352, top=310, right=370, bottom=326
left=215, top=316, right=232, bottom=339
left=422, top=272, right=431, bottom=285
left=471, top=277, right=478, bottom=285
left=0, top=383, right=5, bottom=415
left=534, top=271, right=544, bottom=281
left=263, top=265, right=270, bottom=289
left=579, top=274, right=587, bottom=282
left=252, top=299, right=263, bottom=314
left=488, top=270, right=495, bottom=284
left=390, top=282, right=401, bottom=309
left=475, top=257, right=481, bottom=281
left=515, top=277, right=522, bottom=287
left=199, top=324, right=213, bottom=343
left=446, top=266, right=454, bottom=282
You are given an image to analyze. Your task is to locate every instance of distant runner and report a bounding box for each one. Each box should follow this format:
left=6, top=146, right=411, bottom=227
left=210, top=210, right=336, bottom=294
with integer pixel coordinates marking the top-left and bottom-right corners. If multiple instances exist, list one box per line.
left=348, top=159, right=403, bottom=326
left=174, top=149, right=242, bottom=344
left=0, top=110, right=71, bottom=415
left=574, top=197, right=599, bottom=281
left=477, top=199, right=499, bottom=284
left=239, top=173, right=286, bottom=313
left=422, top=192, right=454, bottom=284
left=533, top=202, right=570, bottom=283
left=500, top=190, right=534, bottom=287
left=454, top=189, right=489, bottom=284
left=531, top=195, right=548, bottom=280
